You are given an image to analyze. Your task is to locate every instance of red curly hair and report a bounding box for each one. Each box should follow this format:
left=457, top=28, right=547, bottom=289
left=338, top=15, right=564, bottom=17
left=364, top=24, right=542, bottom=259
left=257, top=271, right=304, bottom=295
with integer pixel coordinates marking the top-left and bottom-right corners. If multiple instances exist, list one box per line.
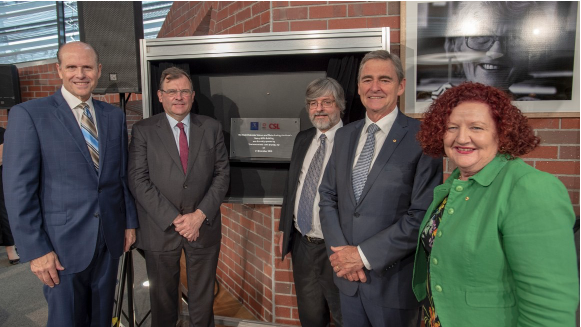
left=418, top=82, right=540, bottom=158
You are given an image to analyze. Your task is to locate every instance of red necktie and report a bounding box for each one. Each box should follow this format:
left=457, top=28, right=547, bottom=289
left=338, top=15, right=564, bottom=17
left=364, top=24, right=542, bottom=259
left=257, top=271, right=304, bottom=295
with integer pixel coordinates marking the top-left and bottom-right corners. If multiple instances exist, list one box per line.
left=176, top=122, right=188, bottom=173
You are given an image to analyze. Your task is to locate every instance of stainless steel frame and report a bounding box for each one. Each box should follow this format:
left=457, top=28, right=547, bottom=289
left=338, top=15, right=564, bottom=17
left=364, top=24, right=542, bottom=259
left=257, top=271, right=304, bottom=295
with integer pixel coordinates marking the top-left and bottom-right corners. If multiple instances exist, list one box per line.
left=139, top=27, right=390, bottom=119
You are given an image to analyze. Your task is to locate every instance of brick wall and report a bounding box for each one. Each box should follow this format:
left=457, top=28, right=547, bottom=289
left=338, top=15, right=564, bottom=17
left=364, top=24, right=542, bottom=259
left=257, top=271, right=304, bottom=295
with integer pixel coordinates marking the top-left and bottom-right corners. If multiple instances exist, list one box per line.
left=10, top=2, right=579, bottom=326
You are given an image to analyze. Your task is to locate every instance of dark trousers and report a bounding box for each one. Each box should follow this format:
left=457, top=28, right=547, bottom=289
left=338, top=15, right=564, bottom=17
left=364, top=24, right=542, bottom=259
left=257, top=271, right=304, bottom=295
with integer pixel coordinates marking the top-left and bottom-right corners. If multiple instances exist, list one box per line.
left=44, top=226, right=119, bottom=327
left=291, top=230, right=343, bottom=327
left=340, top=290, right=420, bottom=327
left=144, top=240, right=220, bottom=327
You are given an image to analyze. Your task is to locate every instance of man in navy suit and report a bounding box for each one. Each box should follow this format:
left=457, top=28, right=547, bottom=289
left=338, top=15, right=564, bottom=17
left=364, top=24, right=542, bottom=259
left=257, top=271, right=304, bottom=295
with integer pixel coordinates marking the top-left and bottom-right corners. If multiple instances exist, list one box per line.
left=319, top=50, right=442, bottom=326
left=278, top=77, right=344, bottom=327
left=3, top=41, right=138, bottom=327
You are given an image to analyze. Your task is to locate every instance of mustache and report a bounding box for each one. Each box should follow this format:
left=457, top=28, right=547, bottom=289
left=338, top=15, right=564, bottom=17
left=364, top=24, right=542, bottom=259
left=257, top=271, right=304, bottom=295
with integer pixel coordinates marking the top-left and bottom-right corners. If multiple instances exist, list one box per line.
left=312, top=113, right=329, bottom=117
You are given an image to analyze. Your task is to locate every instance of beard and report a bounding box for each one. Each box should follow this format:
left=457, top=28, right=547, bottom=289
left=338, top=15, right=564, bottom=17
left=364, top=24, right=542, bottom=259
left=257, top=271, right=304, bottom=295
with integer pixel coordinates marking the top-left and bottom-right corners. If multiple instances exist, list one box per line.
left=310, top=112, right=340, bottom=131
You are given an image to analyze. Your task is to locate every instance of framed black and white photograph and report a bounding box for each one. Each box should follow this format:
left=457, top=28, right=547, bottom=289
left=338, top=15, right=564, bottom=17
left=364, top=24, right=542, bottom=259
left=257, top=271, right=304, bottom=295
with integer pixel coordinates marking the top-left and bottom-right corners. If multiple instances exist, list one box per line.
left=404, top=1, right=580, bottom=116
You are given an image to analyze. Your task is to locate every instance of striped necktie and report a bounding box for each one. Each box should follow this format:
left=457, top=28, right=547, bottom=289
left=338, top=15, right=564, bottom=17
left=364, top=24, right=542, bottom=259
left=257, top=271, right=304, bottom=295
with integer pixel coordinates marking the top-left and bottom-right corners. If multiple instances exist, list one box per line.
left=352, top=123, right=379, bottom=203
left=297, top=134, right=327, bottom=235
left=78, top=102, right=99, bottom=172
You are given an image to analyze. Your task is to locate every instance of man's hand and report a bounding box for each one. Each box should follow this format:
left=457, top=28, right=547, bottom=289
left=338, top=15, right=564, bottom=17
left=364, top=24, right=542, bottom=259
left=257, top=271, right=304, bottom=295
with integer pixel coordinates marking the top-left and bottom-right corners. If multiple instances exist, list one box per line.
left=329, top=245, right=365, bottom=279
left=173, top=209, right=205, bottom=242
left=30, top=251, right=65, bottom=288
left=278, top=232, right=284, bottom=256
left=342, top=269, right=367, bottom=283
left=124, top=229, right=136, bottom=252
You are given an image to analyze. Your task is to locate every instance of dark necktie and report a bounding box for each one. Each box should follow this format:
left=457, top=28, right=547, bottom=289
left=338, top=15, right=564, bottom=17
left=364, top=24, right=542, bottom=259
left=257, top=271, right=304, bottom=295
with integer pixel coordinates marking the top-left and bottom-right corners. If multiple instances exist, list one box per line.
left=297, top=134, right=327, bottom=235
left=176, top=122, right=188, bottom=173
left=78, top=102, right=99, bottom=172
left=352, top=123, right=380, bottom=203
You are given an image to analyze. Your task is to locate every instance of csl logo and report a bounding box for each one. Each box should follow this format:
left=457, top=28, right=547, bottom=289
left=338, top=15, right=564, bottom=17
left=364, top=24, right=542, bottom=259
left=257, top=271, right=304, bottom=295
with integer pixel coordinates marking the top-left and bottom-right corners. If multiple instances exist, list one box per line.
left=269, top=123, right=280, bottom=129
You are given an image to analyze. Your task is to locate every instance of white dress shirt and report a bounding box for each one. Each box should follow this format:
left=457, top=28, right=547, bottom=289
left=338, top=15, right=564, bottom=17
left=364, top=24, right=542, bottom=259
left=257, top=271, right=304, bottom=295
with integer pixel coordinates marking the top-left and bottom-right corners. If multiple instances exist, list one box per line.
left=293, top=120, right=343, bottom=239
left=61, top=86, right=98, bottom=135
left=353, top=108, right=399, bottom=269
left=166, top=113, right=191, bottom=155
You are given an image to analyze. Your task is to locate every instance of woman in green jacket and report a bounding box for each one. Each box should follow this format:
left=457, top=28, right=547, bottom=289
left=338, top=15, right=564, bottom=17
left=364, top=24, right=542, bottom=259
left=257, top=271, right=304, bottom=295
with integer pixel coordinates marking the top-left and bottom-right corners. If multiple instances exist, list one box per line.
left=413, top=82, right=579, bottom=327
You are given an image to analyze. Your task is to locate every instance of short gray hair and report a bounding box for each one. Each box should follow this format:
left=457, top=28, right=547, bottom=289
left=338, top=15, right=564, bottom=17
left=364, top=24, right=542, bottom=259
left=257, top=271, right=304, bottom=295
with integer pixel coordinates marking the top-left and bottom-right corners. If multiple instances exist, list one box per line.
left=305, top=77, right=346, bottom=113
left=358, top=50, right=404, bottom=83
left=159, top=67, right=193, bottom=90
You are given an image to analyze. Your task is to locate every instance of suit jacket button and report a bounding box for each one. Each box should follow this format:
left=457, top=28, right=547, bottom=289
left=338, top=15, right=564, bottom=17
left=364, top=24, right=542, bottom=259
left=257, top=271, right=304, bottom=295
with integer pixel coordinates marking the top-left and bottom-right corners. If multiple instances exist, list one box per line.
left=94, top=213, right=99, bottom=218
left=183, top=184, right=188, bottom=189
left=354, top=212, right=360, bottom=218
left=435, top=285, right=443, bottom=292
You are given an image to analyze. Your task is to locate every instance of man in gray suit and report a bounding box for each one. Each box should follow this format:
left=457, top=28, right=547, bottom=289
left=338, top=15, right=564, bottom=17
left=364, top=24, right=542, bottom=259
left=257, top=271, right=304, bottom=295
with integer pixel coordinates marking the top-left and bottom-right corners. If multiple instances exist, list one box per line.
left=128, top=67, right=229, bottom=327
left=319, top=50, right=442, bottom=326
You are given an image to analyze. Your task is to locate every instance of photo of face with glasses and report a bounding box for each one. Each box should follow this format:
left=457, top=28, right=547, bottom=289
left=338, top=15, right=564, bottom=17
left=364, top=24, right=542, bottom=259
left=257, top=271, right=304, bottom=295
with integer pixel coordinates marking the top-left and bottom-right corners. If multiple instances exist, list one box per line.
left=444, top=1, right=539, bottom=91
left=307, top=97, right=341, bottom=132
left=157, top=67, right=196, bottom=122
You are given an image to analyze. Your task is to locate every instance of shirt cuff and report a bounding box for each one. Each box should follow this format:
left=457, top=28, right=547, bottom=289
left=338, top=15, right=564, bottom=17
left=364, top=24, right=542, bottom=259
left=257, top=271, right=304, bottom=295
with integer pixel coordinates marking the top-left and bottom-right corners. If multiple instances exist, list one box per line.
left=357, top=245, right=372, bottom=270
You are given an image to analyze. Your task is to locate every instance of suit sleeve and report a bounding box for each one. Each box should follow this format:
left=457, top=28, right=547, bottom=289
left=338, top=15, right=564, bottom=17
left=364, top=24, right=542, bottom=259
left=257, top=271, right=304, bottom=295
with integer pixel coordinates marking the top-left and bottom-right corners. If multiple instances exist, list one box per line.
left=3, top=106, right=53, bottom=262
left=195, top=122, right=229, bottom=224
left=502, top=172, right=578, bottom=327
left=120, top=113, right=138, bottom=229
left=319, top=139, right=349, bottom=256
left=128, top=123, right=180, bottom=230
left=359, top=151, right=442, bottom=272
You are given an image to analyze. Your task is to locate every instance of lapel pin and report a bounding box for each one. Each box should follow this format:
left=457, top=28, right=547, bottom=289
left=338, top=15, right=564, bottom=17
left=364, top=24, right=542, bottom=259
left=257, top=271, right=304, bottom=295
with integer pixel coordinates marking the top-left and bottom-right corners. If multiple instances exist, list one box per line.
left=392, top=139, right=397, bottom=142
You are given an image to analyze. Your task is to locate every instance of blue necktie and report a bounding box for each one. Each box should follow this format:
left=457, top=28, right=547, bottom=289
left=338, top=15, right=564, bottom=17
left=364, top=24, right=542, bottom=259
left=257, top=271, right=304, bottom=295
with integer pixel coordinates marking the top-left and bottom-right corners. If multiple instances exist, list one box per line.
left=352, top=123, right=379, bottom=203
left=78, top=103, right=99, bottom=172
left=297, top=134, right=327, bottom=235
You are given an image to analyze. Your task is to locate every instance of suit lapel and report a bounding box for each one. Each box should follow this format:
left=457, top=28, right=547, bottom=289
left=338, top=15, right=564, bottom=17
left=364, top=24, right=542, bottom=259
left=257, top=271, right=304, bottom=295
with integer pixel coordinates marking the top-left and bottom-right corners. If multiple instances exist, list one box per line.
left=51, top=91, right=97, bottom=176
left=155, top=115, right=184, bottom=173
left=186, top=115, right=205, bottom=176
left=347, top=120, right=365, bottom=205
left=93, top=100, right=109, bottom=177
left=358, top=111, right=408, bottom=204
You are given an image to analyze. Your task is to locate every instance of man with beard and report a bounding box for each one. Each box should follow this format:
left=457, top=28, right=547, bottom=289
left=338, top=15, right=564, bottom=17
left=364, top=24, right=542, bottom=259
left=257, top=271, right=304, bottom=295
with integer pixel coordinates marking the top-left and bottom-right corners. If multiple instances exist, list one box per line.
left=278, top=77, right=344, bottom=327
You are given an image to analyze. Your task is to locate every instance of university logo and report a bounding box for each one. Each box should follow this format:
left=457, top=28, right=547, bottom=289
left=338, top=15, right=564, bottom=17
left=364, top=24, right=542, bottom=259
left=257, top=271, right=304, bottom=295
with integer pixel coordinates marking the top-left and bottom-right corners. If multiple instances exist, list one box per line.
left=250, top=122, right=259, bottom=130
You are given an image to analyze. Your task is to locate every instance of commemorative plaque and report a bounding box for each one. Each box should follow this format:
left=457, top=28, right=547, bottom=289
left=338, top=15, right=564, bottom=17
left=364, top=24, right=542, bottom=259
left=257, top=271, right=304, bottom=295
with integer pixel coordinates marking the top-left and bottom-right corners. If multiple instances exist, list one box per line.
left=230, top=118, right=299, bottom=159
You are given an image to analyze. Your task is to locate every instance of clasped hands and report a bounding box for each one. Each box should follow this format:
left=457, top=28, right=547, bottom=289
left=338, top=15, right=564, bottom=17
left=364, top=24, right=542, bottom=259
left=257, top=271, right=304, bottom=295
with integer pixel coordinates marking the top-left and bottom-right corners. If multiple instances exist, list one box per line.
left=173, top=209, right=205, bottom=242
left=329, top=245, right=367, bottom=283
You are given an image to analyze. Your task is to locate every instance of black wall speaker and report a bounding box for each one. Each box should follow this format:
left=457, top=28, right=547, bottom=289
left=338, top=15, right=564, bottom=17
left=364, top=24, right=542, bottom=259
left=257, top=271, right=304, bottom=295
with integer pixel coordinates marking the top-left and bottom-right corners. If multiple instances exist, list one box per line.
left=0, top=64, right=22, bottom=109
left=77, top=2, right=144, bottom=94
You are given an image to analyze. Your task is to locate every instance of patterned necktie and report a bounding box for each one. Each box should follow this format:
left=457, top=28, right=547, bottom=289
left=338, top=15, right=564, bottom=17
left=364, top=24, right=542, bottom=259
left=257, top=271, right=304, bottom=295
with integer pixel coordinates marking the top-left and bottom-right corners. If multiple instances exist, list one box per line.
left=352, top=123, right=380, bottom=203
left=297, top=134, right=327, bottom=235
left=78, top=103, right=99, bottom=172
left=176, top=122, right=188, bottom=173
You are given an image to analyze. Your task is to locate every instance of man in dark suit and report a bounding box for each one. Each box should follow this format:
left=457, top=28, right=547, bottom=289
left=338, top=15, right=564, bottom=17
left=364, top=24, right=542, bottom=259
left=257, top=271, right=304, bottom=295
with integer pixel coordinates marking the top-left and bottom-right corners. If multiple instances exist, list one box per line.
left=319, top=50, right=442, bottom=326
left=279, top=77, right=344, bottom=327
left=3, top=41, right=138, bottom=327
left=128, top=67, right=229, bottom=327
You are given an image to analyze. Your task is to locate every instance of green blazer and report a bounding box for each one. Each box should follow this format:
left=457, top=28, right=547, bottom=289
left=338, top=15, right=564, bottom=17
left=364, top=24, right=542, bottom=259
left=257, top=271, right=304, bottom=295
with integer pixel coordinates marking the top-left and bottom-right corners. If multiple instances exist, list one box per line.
left=412, top=155, right=579, bottom=327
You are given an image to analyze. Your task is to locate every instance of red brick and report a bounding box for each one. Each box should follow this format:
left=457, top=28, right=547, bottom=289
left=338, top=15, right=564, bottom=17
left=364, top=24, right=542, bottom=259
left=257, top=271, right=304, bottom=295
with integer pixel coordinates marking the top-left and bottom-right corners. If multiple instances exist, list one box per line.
left=290, top=1, right=321, bottom=5
left=521, top=146, right=558, bottom=159
left=216, top=8, right=229, bottom=21
left=558, top=176, right=580, bottom=190
left=290, top=20, right=327, bottom=31
left=275, top=282, right=293, bottom=294
left=528, top=118, right=560, bottom=129
left=367, top=16, right=399, bottom=28
left=275, top=294, right=298, bottom=306
left=388, top=1, right=400, bottom=15
left=275, top=318, right=301, bottom=325
left=273, top=7, right=308, bottom=20
left=390, top=30, right=400, bottom=43
left=272, top=1, right=289, bottom=8
left=560, top=146, right=580, bottom=159
left=236, top=7, right=251, bottom=23
left=275, top=269, right=294, bottom=282
left=568, top=190, right=579, bottom=204
left=328, top=17, right=367, bottom=29
left=244, top=15, right=262, bottom=31
left=561, top=118, right=580, bottom=129
left=535, top=160, right=580, bottom=175
left=348, top=2, right=387, bottom=17
left=252, top=1, right=270, bottom=15
left=260, top=11, right=271, bottom=25
left=537, top=131, right=580, bottom=145
left=310, top=5, right=347, bottom=19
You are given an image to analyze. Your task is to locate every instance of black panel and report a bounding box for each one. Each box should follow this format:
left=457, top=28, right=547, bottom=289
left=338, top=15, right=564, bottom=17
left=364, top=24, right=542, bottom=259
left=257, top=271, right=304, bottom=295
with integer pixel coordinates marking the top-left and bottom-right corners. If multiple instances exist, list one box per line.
left=0, top=65, right=21, bottom=109
left=77, top=2, right=143, bottom=94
